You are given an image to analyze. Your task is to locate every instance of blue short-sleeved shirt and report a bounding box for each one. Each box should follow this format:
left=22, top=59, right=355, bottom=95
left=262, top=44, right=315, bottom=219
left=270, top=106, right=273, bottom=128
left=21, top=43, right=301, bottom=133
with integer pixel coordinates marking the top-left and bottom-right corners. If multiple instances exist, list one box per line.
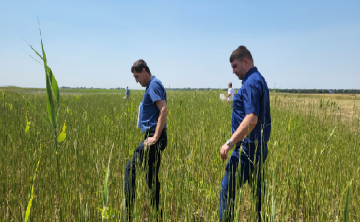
left=141, top=76, right=167, bottom=133
left=231, top=67, right=271, bottom=147
left=126, top=88, right=130, bottom=96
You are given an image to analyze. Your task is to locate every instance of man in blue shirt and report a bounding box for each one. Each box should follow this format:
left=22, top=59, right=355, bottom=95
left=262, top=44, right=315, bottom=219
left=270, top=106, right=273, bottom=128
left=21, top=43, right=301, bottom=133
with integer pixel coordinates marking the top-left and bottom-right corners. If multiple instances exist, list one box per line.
left=124, top=59, right=168, bottom=221
left=125, top=86, right=130, bottom=98
left=219, top=46, right=271, bottom=222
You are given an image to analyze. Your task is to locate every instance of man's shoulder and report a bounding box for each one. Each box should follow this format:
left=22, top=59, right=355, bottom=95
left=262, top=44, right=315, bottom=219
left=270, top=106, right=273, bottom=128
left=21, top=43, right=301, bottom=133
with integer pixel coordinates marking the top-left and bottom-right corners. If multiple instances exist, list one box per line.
left=246, top=71, right=266, bottom=87
left=150, top=77, right=164, bottom=87
left=149, top=77, right=166, bottom=98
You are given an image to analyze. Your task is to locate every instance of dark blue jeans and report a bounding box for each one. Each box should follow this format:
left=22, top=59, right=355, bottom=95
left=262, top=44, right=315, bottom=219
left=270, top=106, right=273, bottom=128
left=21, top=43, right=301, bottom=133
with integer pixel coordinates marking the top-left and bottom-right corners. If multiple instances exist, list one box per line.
left=124, top=129, right=167, bottom=221
left=219, top=143, right=268, bottom=222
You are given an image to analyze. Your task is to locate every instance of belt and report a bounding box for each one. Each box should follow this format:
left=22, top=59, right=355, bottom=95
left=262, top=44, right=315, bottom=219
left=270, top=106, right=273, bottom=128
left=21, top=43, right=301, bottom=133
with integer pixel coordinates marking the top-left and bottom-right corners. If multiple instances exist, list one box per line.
left=236, top=141, right=267, bottom=150
left=145, top=128, right=167, bottom=134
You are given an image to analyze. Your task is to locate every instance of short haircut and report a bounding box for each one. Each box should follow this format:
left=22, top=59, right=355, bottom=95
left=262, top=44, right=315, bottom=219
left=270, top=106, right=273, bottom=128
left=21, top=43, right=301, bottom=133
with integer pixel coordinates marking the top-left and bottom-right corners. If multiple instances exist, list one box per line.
left=131, top=59, right=151, bottom=74
left=228, top=82, right=232, bottom=87
left=229, top=45, right=253, bottom=63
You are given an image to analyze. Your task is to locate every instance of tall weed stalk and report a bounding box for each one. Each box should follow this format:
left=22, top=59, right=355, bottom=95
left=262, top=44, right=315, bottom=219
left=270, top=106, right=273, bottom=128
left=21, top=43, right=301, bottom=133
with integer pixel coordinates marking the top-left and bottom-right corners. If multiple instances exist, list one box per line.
left=26, top=27, right=63, bottom=221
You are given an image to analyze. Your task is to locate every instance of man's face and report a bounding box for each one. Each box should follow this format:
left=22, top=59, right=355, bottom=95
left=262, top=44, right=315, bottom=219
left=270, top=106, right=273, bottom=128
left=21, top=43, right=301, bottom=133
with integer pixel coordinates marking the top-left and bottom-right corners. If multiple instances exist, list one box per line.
left=231, top=58, right=247, bottom=80
left=133, top=69, right=149, bottom=87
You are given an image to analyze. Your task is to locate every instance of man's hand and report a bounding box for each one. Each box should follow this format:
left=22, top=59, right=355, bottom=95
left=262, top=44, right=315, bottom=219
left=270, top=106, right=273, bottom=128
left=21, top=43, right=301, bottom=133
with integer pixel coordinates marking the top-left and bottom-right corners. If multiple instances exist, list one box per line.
left=144, top=136, right=158, bottom=148
left=220, top=143, right=232, bottom=160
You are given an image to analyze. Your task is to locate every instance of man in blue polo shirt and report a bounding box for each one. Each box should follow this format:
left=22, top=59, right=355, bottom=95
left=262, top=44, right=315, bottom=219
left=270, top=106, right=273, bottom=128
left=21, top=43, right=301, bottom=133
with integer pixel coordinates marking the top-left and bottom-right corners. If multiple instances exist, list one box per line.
left=125, top=86, right=130, bottom=98
left=219, top=46, right=271, bottom=222
left=124, top=59, right=167, bottom=221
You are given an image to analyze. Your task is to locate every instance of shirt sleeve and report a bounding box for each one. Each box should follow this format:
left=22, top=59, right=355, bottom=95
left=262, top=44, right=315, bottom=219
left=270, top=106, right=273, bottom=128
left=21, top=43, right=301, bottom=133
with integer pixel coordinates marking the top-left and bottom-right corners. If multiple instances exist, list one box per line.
left=242, top=84, right=261, bottom=116
left=149, top=81, right=166, bottom=103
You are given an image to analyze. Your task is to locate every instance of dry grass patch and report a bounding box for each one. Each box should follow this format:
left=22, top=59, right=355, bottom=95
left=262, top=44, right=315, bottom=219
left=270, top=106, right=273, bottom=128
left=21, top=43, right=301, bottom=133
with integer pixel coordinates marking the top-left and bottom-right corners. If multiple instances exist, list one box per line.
left=271, top=93, right=360, bottom=124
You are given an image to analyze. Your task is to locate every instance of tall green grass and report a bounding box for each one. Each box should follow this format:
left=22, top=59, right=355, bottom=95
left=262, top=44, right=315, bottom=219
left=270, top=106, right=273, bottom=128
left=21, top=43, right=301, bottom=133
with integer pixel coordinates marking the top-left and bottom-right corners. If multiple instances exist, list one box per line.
left=0, top=87, right=359, bottom=221
left=23, top=34, right=64, bottom=221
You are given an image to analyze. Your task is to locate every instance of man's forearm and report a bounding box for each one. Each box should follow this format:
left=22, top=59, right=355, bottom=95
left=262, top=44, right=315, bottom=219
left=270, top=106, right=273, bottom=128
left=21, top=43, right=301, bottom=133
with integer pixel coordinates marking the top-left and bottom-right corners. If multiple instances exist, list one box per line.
left=154, top=108, right=167, bottom=139
left=230, top=114, right=257, bottom=145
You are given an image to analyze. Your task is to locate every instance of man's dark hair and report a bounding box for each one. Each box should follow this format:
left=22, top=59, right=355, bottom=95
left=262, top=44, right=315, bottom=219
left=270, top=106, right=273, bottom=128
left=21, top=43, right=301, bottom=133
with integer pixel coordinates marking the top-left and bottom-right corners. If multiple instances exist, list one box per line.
left=131, top=59, right=151, bottom=74
left=229, top=46, right=253, bottom=63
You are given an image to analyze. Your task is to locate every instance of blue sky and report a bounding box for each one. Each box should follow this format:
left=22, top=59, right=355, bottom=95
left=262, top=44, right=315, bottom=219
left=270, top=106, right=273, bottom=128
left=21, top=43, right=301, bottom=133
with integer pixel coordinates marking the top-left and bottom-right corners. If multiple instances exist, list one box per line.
left=1, top=0, right=360, bottom=89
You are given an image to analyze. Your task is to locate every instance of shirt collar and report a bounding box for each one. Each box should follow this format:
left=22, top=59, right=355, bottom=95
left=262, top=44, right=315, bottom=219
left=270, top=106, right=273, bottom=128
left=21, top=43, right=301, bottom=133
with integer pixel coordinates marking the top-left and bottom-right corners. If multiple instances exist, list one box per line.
left=242, top=67, right=258, bottom=84
left=146, top=76, right=155, bottom=89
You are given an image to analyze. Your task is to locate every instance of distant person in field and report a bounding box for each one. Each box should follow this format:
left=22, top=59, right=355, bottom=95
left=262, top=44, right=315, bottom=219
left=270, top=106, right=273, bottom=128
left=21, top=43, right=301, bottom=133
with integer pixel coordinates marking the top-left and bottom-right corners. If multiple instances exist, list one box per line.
left=125, top=86, right=130, bottom=98
left=124, top=59, right=167, bottom=221
left=226, top=82, right=235, bottom=101
left=219, top=46, right=271, bottom=222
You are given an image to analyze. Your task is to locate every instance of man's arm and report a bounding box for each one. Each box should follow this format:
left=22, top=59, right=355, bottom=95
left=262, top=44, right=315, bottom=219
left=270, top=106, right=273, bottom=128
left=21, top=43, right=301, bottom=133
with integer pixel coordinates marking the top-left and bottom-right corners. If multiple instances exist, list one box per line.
left=144, top=100, right=167, bottom=145
left=225, top=89, right=231, bottom=98
left=220, top=113, right=258, bottom=160
left=230, top=113, right=257, bottom=145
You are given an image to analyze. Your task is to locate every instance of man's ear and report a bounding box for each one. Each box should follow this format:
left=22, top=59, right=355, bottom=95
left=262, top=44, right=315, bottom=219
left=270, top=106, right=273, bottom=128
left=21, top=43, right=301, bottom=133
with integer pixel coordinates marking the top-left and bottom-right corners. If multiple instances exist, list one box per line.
left=243, top=58, right=248, bottom=64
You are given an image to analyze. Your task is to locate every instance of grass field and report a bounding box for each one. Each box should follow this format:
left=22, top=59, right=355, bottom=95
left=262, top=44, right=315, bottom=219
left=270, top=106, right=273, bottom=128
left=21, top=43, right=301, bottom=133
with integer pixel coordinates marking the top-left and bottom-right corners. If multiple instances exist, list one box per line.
left=0, top=88, right=359, bottom=221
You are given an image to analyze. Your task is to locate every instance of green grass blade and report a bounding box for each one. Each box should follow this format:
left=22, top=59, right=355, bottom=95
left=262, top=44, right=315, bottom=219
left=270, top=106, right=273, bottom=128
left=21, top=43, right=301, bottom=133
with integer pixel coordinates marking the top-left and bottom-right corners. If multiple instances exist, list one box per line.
left=41, top=39, right=47, bottom=65
left=39, top=39, right=59, bottom=127
left=270, top=197, right=276, bottom=222
left=45, top=73, right=56, bottom=128
left=22, top=48, right=42, bottom=65
left=50, top=68, right=60, bottom=110
left=46, top=66, right=59, bottom=123
left=40, top=38, right=55, bottom=128
left=24, top=160, right=40, bottom=222
left=57, top=132, right=66, bottom=143
left=24, top=38, right=43, bottom=61
left=326, top=127, right=336, bottom=143
left=102, top=143, right=114, bottom=221
left=57, top=123, right=66, bottom=143
left=85, top=204, right=88, bottom=221
left=343, top=181, right=352, bottom=222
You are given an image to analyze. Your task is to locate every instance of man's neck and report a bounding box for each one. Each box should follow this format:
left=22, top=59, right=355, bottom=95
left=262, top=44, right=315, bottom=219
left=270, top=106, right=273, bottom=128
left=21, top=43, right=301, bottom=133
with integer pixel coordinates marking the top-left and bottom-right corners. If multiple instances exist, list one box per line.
left=245, top=65, right=255, bottom=73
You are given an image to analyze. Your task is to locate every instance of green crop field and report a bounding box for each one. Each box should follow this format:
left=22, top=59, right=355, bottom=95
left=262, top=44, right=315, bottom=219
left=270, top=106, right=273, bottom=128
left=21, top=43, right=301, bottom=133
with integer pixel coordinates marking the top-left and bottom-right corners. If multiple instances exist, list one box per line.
left=0, top=35, right=359, bottom=222
left=0, top=88, right=359, bottom=221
